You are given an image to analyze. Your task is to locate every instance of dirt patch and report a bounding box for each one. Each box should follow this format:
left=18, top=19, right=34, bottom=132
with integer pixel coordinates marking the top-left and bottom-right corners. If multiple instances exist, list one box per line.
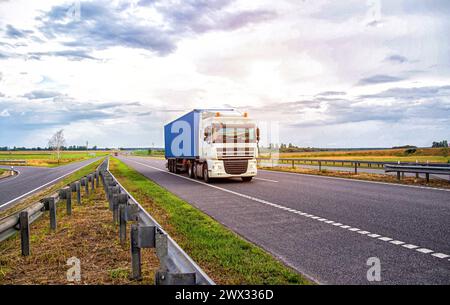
left=0, top=183, right=159, bottom=284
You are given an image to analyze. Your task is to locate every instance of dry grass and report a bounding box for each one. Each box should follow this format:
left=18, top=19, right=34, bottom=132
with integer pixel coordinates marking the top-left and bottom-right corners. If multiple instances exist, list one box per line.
left=260, top=166, right=450, bottom=189
left=260, top=147, right=450, bottom=163
left=0, top=181, right=159, bottom=284
left=0, top=169, right=11, bottom=179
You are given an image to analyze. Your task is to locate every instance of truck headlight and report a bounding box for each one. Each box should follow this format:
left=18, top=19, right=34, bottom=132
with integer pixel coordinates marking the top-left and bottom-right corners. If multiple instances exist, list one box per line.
left=212, top=161, right=224, bottom=171
left=248, top=161, right=257, bottom=170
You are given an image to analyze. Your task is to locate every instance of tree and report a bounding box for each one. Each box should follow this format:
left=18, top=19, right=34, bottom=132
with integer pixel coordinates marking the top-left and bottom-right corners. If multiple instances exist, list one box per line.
left=48, top=129, right=66, bottom=164
left=432, top=140, right=448, bottom=148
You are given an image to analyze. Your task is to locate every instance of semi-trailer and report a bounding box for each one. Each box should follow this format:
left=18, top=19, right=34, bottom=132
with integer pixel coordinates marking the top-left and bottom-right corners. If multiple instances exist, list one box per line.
left=164, top=109, right=259, bottom=182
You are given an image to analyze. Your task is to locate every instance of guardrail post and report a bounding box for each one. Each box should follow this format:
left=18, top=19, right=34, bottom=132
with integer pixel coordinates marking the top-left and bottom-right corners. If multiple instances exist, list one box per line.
left=291, top=160, right=294, bottom=168
left=90, top=174, right=95, bottom=191
left=114, top=193, right=127, bottom=224
left=66, top=188, right=72, bottom=215
left=48, top=198, right=57, bottom=231
left=19, top=211, right=30, bottom=256
left=95, top=171, right=100, bottom=188
left=397, top=171, right=401, bottom=180
left=130, top=224, right=142, bottom=280
left=354, top=162, right=358, bottom=174
left=119, top=204, right=126, bottom=244
left=59, top=187, right=71, bottom=215
left=318, top=161, right=322, bottom=171
left=426, top=173, right=430, bottom=183
left=83, top=177, right=89, bottom=196
left=76, top=182, right=81, bottom=205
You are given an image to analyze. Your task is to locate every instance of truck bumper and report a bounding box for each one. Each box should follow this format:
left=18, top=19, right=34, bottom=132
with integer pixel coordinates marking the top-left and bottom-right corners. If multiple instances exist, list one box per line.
left=207, top=159, right=257, bottom=178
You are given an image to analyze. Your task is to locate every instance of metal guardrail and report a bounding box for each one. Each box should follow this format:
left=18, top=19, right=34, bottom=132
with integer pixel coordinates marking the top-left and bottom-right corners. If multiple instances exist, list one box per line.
left=384, top=164, right=450, bottom=182
left=0, top=159, right=27, bottom=165
left=257, top=157, right=450, bottom=174
left=100, top=157, right=215, bottom=285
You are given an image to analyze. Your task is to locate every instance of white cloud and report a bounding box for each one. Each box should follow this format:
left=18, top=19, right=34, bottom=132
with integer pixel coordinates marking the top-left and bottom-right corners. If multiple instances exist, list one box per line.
left=0, top=109, right=10, bottom=117
left=0, top=0, right=449, bottom=147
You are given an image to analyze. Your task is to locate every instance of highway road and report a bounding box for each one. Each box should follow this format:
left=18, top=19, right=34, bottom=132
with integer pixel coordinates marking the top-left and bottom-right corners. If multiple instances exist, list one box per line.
left=118, top=156, right=450, bottom=284
left=0, top=158, right=101, bottom=211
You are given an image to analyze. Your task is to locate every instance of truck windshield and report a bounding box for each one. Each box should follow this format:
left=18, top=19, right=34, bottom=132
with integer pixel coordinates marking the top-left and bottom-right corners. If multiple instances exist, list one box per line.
left=212, top=124, right=256, bottom=143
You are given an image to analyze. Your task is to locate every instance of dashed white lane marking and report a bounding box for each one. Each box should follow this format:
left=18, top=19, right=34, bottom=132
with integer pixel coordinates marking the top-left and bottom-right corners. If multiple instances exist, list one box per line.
left=432, top=253, right=449, bottom=259
left=357, top=231, right=370, bottom=235
left=417, top=248, right=433, bottom=254
left=126, top=158, right=450, bottom=263
left=254, top=177, right=279, bottom=183
left=379, top=237, right=393, bottom=242
left=390, top=240, right=405, bottom=245
left=403, top=244, right=419, bottom=249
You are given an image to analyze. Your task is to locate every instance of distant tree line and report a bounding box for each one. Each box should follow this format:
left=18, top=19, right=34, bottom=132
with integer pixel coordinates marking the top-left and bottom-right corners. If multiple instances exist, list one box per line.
left=432, top=140, right=448, bottom=148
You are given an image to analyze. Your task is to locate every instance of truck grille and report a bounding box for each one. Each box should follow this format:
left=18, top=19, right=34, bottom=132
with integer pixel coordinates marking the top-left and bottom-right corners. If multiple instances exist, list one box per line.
left=217, top=147, right=254, bottom=159
left=223, top=160, right=248, bottom=175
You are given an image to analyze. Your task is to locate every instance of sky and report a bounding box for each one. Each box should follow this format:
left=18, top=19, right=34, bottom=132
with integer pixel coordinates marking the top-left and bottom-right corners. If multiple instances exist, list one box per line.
left=0, top=0, right=449, bottom=148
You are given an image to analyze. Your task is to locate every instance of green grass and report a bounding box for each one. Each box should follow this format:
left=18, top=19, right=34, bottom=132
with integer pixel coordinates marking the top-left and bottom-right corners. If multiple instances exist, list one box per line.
left=109, top=158, right=311, bottom=285
left=0, top=169, right=5, bottom=175
left=0, top=151, right=110, bottom=167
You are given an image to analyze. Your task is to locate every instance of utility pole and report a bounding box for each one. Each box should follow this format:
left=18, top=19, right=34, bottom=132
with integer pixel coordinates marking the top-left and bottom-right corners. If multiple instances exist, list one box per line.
left=86, top=141, right=88, bottom=155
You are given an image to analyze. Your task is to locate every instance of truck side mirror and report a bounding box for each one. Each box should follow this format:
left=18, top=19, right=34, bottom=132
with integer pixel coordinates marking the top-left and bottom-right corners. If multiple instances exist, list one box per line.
left=256, top=128, right=260, bottom=142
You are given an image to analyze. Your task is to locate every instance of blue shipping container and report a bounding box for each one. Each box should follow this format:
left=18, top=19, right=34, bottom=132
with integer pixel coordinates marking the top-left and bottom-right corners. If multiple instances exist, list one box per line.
left=164, top=110, right=200, bottom=158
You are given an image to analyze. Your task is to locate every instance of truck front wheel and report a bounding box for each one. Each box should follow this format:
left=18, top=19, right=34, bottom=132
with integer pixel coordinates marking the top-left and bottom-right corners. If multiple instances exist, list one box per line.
left=203, top=164, right=210, bottom=183
left=242, top=177, right=253, bottom=182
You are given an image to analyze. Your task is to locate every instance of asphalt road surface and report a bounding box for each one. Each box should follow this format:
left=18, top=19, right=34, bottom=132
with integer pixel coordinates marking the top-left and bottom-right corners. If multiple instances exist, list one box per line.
left=258, top=161, right=450, bottom=181
left=0, top=158, right=101, bottom=211
left=118, top=156, right=450, bottom=285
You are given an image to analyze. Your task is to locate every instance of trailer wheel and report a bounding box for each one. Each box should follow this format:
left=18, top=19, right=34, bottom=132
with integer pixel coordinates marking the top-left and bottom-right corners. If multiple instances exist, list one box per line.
left=203, top=164, right=210, bottom=183
left=188, top=162, right=195, bottom=178
left=174, top=160, right=179, bottom=174
left=168, top=160, right=173, bottom=172
left=242, top=177, right=253, bottom=182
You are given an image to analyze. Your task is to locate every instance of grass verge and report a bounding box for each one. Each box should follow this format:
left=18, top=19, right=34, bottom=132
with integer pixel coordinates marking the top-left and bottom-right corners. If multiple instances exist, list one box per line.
left=0, top=180, right=158, bottom=284
left=259, top=166, right=450, bottom=189
left=109, top=157, right=312, bottom=285
left=0, top=159, right=103, bottom=220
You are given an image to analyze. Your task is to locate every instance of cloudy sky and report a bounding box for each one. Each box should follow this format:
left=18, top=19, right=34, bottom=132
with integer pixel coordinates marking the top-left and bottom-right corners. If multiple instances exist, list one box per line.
left=0, top=0, right=449, bottom=148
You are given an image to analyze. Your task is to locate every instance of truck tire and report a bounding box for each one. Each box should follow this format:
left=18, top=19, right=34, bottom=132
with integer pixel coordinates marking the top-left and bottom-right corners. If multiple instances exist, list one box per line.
left=174, top=160, right=179, bottom=174
left=203, top=164, right=210, bottom=183
left=242, top=177, right=253, bottom=182
left=188, top=162, right=195, bottom=178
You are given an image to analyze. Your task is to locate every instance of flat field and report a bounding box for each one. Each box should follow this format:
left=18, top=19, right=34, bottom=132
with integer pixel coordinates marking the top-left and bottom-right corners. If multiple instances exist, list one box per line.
left=260, top=147, right=449, bottom=163
left=0, top=151, right=110, bottom=167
